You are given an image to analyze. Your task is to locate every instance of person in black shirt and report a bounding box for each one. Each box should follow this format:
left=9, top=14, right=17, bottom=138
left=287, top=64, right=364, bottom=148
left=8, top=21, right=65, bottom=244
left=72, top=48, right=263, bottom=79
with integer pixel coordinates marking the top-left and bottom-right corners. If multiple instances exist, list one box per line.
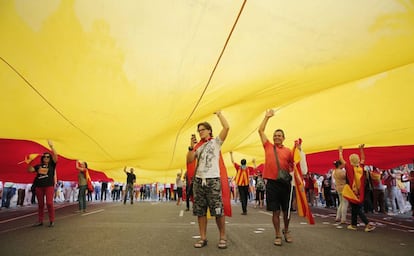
left=101, top=181, right=108, bottom=201
left=27, top=140, right=58, bottom=227
left=123, top=167, right=136, bottom=204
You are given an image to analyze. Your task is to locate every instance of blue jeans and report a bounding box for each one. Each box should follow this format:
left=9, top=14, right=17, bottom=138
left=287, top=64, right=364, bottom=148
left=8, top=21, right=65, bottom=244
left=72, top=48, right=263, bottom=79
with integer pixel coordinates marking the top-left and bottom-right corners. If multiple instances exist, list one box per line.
left=124, top=183, right=134, bottom=204
left=78, top=185, right=87, bottom=210
left=1, top=187, right=15, bottom=208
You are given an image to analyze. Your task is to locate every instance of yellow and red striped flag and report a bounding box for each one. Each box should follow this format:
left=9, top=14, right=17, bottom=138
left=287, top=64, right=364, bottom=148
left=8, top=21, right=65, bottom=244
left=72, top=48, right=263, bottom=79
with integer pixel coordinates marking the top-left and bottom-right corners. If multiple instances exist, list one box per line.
left=292, top=139, right=315, bottom=225
left=18, top=153, right=40, bottom=164
left=342, top=164, right=365, bottom=204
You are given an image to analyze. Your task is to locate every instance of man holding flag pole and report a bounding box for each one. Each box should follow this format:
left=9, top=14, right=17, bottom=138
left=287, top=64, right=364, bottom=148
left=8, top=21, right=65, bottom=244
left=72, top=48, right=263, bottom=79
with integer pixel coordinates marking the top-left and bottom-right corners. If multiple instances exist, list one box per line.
left=258, top=109, right=295, bottom=246
left=258, top=109, right=315, bottom=247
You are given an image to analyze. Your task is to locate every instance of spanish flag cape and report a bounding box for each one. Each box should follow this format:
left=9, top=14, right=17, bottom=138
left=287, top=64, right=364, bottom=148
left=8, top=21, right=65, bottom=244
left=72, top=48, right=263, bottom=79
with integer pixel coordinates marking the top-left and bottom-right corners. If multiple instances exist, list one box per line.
left=292, top=139, right=315, bottom=224
left=81, top=165, right=94, bottom=193
left=186, top=160, right=196, bottom=202
left=190, top=138, right=232, bottom=217
left=342, top=163, right=365, bottom=204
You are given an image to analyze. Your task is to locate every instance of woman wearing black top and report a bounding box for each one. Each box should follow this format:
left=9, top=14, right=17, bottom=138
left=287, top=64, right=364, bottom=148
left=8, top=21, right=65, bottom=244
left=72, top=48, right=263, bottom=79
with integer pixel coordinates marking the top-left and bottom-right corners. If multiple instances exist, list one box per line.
left=27, top=140, right=58, bottom=227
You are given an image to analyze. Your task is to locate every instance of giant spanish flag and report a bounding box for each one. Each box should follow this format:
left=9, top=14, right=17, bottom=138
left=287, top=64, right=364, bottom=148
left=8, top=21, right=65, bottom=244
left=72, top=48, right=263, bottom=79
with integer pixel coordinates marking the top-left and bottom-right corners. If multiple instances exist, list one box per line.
left=1, top=0, right=414, bottom=184
left=293, top=139, right=315, bottom=225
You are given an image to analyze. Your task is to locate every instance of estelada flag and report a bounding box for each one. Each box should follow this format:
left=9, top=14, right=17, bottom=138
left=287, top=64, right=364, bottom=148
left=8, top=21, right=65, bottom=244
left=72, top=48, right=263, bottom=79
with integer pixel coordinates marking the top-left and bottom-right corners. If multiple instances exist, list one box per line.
left=342, top=163, right=365, bottom=204
left=192, top=138, right=232, bottom=217
left=292, top=139, right=315, bottom=224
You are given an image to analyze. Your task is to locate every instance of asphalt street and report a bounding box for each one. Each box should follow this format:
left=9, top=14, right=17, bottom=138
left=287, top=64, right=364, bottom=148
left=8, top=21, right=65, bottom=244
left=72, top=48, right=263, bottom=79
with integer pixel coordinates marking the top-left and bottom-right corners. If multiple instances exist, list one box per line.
left=0, top=201, right=413, bottom=256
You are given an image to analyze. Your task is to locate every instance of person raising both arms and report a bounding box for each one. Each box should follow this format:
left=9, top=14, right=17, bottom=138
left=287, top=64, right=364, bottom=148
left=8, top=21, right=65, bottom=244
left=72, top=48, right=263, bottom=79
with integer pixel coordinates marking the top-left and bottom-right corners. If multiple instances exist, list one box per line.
left=339, top=144, right=375, bottom=232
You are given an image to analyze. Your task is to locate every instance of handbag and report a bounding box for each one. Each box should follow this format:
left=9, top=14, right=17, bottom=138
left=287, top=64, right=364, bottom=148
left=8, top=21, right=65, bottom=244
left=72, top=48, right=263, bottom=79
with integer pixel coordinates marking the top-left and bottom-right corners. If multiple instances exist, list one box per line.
left=273, top=146, right=292, bottom=183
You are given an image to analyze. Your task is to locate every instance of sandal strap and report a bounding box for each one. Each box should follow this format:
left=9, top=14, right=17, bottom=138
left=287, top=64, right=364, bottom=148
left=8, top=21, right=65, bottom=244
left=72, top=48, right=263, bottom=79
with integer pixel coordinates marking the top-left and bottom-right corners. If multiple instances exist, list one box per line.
left=274, top=236, right=282, bottom=246
left=194, top=239, right=208, bottom=248
left=218, top=239, right=227, bottom=249
left=283, top=230, right=293, bottom=242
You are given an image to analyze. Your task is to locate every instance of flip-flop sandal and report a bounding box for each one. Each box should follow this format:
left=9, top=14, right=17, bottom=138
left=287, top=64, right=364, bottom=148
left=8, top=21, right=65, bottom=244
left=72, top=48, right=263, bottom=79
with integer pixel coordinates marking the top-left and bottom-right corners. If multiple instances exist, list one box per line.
left=217, top=239, right=227, bottom=249
left=274, top=236, right=282, bottom=246
left=282, top=229, right=293, bottom=243
left=194, top=239, right=208, bottom=248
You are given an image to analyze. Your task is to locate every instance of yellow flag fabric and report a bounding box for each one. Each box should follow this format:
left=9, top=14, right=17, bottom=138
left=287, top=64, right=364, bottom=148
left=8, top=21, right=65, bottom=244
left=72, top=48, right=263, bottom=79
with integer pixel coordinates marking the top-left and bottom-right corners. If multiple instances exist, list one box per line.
left=1, top=1, right=414, bottom=183
left=342, top=184, right=361, bottom=204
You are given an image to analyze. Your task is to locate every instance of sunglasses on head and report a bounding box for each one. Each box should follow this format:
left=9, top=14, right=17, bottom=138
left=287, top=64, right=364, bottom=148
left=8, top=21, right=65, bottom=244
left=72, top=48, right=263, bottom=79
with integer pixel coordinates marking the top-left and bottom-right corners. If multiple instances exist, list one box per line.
left=42, top=155, right=51, bottom=158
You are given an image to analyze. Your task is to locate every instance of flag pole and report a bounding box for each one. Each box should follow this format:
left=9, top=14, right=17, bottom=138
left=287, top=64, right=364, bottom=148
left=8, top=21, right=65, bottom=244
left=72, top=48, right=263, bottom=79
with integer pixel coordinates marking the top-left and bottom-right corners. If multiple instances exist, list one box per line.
left=287, top=177, right=294, bottom=220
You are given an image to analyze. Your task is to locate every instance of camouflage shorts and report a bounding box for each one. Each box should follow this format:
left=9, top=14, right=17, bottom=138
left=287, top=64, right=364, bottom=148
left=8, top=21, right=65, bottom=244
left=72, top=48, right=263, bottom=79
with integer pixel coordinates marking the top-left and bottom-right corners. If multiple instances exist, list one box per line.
left=193, top=177, right=223, bottom=217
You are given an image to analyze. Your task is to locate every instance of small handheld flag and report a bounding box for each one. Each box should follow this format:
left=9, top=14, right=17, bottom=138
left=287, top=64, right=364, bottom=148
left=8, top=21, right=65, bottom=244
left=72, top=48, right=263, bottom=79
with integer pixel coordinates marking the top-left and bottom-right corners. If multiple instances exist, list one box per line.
left=18, top=153, right=40, bottom=164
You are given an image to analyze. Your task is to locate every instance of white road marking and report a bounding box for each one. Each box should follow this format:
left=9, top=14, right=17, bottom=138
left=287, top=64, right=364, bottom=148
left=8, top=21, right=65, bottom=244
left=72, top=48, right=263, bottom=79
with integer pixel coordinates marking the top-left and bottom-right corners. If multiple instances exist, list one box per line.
left=82, top=209, right=104, bottom=216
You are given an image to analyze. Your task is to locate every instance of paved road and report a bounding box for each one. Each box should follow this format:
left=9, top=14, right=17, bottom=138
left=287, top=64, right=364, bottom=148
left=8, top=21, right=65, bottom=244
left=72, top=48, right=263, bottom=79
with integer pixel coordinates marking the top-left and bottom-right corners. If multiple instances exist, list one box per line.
left=0, top=201, right=413, bottom=256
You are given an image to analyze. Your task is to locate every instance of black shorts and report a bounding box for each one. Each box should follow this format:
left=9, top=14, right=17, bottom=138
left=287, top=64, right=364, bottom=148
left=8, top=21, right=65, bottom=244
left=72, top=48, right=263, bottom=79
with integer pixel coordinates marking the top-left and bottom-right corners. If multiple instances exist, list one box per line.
left=266, top=179, right=291, bottom=212
left=176, top=187, right=183, bottom=198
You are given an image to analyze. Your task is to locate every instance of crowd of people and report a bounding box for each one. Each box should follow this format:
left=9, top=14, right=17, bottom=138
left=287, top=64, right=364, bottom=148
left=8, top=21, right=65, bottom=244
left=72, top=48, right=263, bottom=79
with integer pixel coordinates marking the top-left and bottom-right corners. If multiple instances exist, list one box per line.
left=2, top=165, right=412, bottom=214
left=302, top=163, right=413, bottom=217
left=0, top=180, right=197, bottom=208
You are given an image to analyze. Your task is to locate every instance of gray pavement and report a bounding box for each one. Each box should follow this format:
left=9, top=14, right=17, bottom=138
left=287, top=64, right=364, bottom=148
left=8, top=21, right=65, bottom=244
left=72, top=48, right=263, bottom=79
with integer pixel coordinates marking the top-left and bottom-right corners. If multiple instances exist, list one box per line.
left=0, top=201, right=413, bottom=256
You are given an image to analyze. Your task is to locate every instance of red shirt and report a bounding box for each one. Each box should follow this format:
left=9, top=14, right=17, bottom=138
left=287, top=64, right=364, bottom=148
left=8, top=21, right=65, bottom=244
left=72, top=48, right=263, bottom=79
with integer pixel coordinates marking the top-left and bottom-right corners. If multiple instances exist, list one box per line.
left=262, top=140, right=293, bottom=180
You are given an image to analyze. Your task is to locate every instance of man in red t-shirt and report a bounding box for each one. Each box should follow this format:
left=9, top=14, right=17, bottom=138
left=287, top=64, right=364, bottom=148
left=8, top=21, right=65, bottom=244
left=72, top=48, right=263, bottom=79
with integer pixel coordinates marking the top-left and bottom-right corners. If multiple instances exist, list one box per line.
left=258, top=109, right=294, bottom=246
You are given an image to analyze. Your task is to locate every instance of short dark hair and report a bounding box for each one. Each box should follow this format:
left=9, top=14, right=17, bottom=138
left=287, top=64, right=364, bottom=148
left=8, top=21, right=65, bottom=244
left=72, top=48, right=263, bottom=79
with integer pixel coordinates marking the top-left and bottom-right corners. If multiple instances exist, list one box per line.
left=333, top=160, right=342, bottom=168
left=197, top=122, right=213, bottom=136
left=241, top=159, right=247, bottom=165
left=274, top=129, right=285, bottom=138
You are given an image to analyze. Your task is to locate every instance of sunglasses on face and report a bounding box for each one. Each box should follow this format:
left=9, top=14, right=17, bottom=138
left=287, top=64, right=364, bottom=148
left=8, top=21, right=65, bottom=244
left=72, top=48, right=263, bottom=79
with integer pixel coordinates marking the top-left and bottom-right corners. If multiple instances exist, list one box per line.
left=42, top=155, right=51, bottom=159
